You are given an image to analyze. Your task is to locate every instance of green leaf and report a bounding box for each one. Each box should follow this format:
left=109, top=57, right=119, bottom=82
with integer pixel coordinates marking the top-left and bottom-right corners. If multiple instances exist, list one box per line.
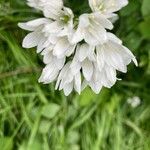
left=67, top=131, right=79, bottom=145
left=0, top=137, right=13, bottom=150
left=39, top=120, right=51, bottom=134
left=120, top=1, right=139, bottom=17
left=124, top=32, right=142, bottom=51
left=79, top=88, right=97, bottom=106
left=142, top=0, right=150, bottom=18
left=41, top=103, right=60, bottom=119
left=19, top=139, right=42, bottom=150
left=139, top=20, right=150, bottom=39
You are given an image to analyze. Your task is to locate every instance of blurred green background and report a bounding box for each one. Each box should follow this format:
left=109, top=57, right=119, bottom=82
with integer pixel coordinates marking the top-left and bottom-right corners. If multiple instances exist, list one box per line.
left=0, top=0, right=150, bottom=149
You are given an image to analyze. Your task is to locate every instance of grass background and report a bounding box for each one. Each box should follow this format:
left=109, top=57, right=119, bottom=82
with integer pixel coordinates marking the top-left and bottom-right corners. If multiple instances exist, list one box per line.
left=0, top=0, right=150, bottom=149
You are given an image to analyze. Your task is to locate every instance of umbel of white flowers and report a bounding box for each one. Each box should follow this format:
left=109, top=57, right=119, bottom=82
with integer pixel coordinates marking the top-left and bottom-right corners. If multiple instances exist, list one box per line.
left=18, top=0, right=137, bottom=96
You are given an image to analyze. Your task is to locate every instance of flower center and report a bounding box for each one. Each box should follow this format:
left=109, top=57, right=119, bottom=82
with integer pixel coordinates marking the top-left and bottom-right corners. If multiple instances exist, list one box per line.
left=60, top=15, right=70, bottom=24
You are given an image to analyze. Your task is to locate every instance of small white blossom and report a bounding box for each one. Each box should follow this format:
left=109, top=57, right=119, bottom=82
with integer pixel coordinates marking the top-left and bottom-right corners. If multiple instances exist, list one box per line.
left=88, top=0, right=128, bottom=14
left=27, top=0, right=63, bottom=19
left=70, top=33, right=137, bottom=93
left=88, top=0, right=128, bottom=23
left=18, top=6, right=75, bottom=54
left=71, top=12, right=113, bottom=45
left=89, top=32, right=137, bottom=90
left=95, top=33, right=138, bottom=73
left=55, top=62, right=81, bottom=96
left=39, top=53, right=66, bottom=84
left=127, top=96, right=141, bottom=108
left=70, top=44, right=95, bottom=80
left=53, top=37, right=76, bottom=58
left=18, top=18, right=51, bottom=53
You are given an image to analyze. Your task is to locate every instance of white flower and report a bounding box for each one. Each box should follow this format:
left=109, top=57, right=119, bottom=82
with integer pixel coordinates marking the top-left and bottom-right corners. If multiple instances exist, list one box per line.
left=88, top=0, right=128, bottom=23
left=96, top=33, right=138, bottom=73
left=43, top=7, right=74, bottom=37
left=27, top=0, right=63, bottom=19
left=71, top=12, right=113, bottom=45
left=89, top=0, right=128, bottom=14
left=39, top=51, right=66, bottom=84
left=70, top=33, right=137, bottom=94
left=18, top=18, right=51, bottom=53
left=18, top=7, right=75, bottom=55
left=86, top=33, right=137, bottom=91
left=53, top=37, right=76, bottom=58
left=70, top=44, right=95, bottom=80
left=127, top=96, right=141, bottom=108
left=69, top=45, right=115, bottom=93
left=55, top=62, right=81, bottom=96
left=41, top=7, right=76, bottom=58
left=82, top=66, right=103, bottom=94
left=19, top=0, right=138, bottom=96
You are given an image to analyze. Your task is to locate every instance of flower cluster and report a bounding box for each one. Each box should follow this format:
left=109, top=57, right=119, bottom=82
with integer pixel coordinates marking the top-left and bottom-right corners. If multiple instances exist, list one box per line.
left=19, top=0, right=137, bottom=96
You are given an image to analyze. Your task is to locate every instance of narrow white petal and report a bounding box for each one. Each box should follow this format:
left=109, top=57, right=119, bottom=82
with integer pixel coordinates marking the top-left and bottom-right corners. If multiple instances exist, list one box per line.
left=96, top=46, right=105, bottom=71
left=23, top=32, right=42, bottom=48
left=74, top=72, right=81, bottom=94
left=18, top=23, right=35, bottom=31
left=78, top=44, right=89, bottom=62
left=43, top=52, right=53, bottom=64
left=27, top=18, right=50, bottom=27
left=55, top=62, right=71, bottom=90
left=70, top=61, right=81, bottom=75
left=64, top=82, right=73, bottom=96
left=71, top=28, right=84, bottom=44
left=107, top=33, right=122, bottom=44
left=53, top=38, right=70, bottom=58
left=65, top=45, right=76, bottom=57
left=39, top=63, right=58, bottom=84
left=105, top=66, right=117, bottom=84
left=37, top=37, right=47, bottom=53
left=82, top=59, right=93, bottom=81
left=93, top=12, right=113, bottom=30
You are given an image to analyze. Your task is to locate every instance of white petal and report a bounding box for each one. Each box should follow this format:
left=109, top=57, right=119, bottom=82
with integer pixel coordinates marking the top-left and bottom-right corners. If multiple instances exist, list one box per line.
left=107, top=32, right=122, bottom=44
left=23, top=32, right=42, bottom=48
left=78, top=44, right=89, bottom=62
left=88, top=46, right=96, bottom=61
left=82, top=59, right=93, bottom=81
left=64, top=82, right=73, bottom=96
left=71, top=28, right=84, bottom=44
left=27, top=0, right=63, bottom=19
left=37, top=37, right=47, bottom=53
left=39, top=63, right=58, bottom=84
left=89, top=80, right=102, bottom=94
left=43, top=21, right=63, bottom=34
left=122, top=47, right=138, bottom=66
left=92, top=12, right=113, bottom=30
left=89, top=0, right=128, bottom=13
left=74, top=72, right=81, bottom=94
left=104, top=42, right=127, bottom=73
left=70, top=60, right=81, bottom=75
left=26, top=18, right=50, bottom=27
left=105, top=66, right=117, bottom=84
left=43, top=52, right=53, bottom=64
left=53, top=38, right=70, bottom=58
left=84, top=26, right=107, bottom=45
left=79, top=14, right=90, bottom=27
left=56, top=57, right=66, bottom=69
left=18, top=23, right=35, bottom=31
left=96, top=46, right=105, bottom=71
left=55, top=62, right=71, bottom=89
left=65, top=45, right=76, bottom=57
